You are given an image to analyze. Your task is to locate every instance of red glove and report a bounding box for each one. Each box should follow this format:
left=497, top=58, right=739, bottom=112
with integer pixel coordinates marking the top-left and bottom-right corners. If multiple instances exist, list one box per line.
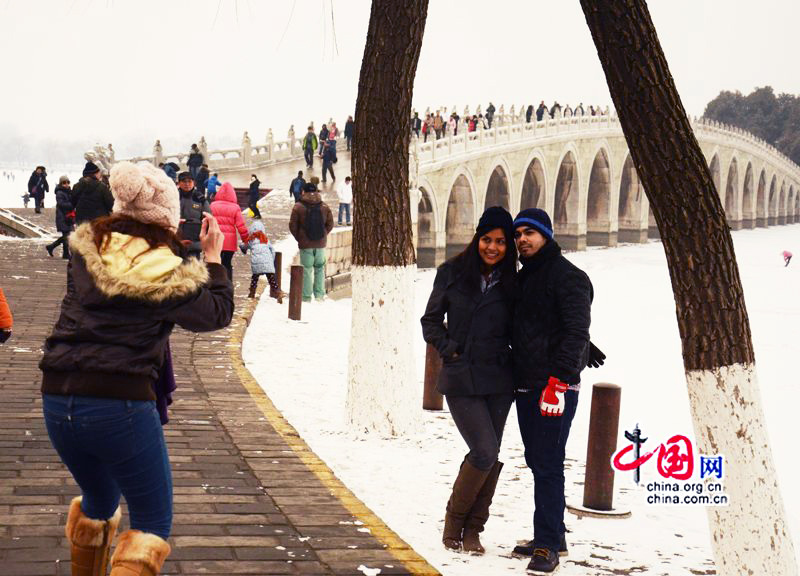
left=539, top=376, right=568, bottom=417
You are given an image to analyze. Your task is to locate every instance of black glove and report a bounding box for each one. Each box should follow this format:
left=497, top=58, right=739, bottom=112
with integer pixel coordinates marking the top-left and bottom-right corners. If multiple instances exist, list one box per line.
left=587, top=341, right=605, bottom=368
left=0, top=330, right=11, bottom=344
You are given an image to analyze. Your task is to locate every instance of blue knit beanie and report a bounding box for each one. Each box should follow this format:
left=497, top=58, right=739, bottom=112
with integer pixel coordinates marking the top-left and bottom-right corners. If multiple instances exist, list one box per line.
left=513, top=208, right=553, bottom=240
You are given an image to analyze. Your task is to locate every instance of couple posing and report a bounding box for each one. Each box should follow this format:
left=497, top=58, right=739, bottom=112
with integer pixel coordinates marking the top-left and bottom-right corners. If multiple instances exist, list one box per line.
left=421, top=206, right=595, bottom=574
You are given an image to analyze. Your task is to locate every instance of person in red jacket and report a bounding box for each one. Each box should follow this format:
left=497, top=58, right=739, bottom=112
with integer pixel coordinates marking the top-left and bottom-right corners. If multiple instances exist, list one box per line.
left=210, top=182, right=249, bottom=279
left=0, top=287, right=12, bottom=343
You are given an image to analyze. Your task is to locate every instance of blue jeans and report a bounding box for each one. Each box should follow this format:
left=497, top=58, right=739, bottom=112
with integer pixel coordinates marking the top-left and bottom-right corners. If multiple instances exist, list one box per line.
left=516, top=389, right=579, bottom=552
left=338, top=203, right=351, bottom=225
left=43, top=394, right=173, bottom=538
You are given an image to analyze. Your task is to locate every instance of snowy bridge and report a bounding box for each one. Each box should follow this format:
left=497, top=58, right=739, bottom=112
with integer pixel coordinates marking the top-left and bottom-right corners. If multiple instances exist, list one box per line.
left=120, top=104, right=800, bottom=268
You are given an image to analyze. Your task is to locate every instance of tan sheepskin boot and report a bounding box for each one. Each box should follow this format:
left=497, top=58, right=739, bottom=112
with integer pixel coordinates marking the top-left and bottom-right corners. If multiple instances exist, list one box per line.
left=109, top=530, right=171, bottom=576
left=65, top=496, right=122, bottom=576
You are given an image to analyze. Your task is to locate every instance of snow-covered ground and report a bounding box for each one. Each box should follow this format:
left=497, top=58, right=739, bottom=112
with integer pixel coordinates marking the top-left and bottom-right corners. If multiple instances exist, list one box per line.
left=243, top=226, right=799, bottom=575
left=0, top=167, right=84, bottom=208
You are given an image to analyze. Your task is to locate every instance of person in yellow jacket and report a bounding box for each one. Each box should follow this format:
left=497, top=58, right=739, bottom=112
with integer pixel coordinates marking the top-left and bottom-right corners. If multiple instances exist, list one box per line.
left=0, top=287, right=12, bottom=343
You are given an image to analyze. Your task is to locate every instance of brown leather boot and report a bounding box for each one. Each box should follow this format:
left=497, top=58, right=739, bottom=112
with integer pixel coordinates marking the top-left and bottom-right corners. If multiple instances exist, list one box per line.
left=65, top=496, right=122, bottom=576
left=110, top=530, right=171, bottom=576
left=462, top=461, right=503, bottom=555
left=248, top=283, right=257, bottom=298
left=442, top=457, right=491, bottom=551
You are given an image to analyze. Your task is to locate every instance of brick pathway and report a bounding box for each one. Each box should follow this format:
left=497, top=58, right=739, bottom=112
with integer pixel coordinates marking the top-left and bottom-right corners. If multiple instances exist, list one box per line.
left=0, top=238, right=437, bottom=576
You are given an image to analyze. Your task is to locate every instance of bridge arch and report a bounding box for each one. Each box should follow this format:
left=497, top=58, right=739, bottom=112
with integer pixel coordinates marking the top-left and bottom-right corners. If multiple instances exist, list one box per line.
left=586, top=146, right=615, bottom=246
left=416, top=176, right=440, bottom=267
left=756, top=169, right=767, bottom=227
left=519, top=150, right=547, bottom=212
left=553, top=144, right=583, bottom=249
left=483, top=159, right=513, bottom=212
left=709, top=153, right=721, bottom=195
left=768, top=175, right=778, bottom=225
left=445, top=167, right=478, bottom=259
left=742, top=162, right=755, bottom=228
left=724, top=157, right=740, bottom=228
left=789, top=185, right=796, bottom=224
left=618, top=153, right=647, bottom=242
left=779, top=181, right=787, bottom=224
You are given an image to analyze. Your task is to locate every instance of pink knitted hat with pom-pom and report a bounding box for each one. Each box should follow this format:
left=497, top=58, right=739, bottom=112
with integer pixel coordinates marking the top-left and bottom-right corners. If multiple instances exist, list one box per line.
left=109, top=162, right=181, bottom=232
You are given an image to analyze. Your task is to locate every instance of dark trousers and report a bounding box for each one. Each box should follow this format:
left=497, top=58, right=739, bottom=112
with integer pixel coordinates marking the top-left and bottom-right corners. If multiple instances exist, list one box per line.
left=447, top=393, right=513, bottom=471
left=221, top=250, right=234, bottom=280
left=304, top=147, right=314, bottom=167
left=346, top=136, right=352, bottom=151
left=34, top=193, right=44, bottom=212
left=516, top=389, right=579, bottom=552
left=249, top=199, right=261, bottom=219
left=322, top=161, right=335, bottom=183
left=43, top=394, right=173, bottom=539
left=48, top=231, right=71, bottom=258
left=250, top=273, right=278, bottom=292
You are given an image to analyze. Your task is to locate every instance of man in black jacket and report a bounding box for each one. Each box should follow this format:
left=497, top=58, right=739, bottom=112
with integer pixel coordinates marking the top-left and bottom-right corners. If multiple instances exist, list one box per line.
left=178, top=171, right=210, bottom=257
left=511, top=208, right=593, bottom=574
left=71, top=161, right=114, bottom=225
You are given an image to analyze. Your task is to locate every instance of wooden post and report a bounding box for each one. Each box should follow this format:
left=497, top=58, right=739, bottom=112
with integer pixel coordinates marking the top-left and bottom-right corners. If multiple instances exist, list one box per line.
left=582, top=383, right=622, bottom=511
left=274, top=252, right=283, bottom=291
left=288, top=265, right=303, bottom=321
left=422, top=343, right=443, bottom=410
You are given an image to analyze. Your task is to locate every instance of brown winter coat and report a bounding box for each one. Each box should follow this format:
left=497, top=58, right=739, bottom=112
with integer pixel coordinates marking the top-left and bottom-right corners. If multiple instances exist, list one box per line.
left=289, top=192, right=334, bottom=249
left=40, top=223, right=234, bottom=401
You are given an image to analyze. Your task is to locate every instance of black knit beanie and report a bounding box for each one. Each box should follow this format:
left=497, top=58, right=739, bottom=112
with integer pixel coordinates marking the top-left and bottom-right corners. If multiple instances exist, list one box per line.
left=476, top=205, right=513, bottom=237
left=82, top=161, right=100, bottom=177
left=513, top=208, right=553, bottom=240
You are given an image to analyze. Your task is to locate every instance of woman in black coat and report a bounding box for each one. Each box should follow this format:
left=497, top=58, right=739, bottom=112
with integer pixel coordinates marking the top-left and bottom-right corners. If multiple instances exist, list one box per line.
left=45, top=176, right=75, bottom=259
left=248, top=174, right=262, bottom=219
left=420, top=206, right=517, bottom=555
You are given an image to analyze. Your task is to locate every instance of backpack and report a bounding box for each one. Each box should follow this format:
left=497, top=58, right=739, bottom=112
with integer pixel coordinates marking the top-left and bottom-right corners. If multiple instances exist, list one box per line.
left=304, top=203, right=326, bottom=241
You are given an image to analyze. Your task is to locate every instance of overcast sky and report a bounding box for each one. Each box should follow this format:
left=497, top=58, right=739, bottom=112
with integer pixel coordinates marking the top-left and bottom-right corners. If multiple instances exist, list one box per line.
left=1, top=0, right=798, bottom=161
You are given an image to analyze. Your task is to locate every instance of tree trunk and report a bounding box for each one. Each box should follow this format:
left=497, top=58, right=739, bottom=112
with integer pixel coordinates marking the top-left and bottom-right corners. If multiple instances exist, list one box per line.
left=580, top=1, right=797, bottom=574
left=346, top=0, right=428, bottom=435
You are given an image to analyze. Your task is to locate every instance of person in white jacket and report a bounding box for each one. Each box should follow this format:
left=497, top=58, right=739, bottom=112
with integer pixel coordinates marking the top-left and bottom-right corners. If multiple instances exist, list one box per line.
left=337, top=176, right=353, bottom=226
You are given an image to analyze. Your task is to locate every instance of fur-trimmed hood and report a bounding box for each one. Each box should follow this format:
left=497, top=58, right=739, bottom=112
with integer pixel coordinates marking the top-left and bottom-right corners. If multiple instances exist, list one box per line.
left=69, top=222, right=209, bottom=303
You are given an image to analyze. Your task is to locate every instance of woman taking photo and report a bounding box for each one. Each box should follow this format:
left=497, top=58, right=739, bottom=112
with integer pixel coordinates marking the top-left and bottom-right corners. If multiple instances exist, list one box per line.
left=39, top=161, right=234, bottom=576
left=421, top=206, right=517, bottom=555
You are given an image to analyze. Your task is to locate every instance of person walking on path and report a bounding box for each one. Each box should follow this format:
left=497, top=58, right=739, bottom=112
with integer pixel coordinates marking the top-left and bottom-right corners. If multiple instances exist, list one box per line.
left=240, top=219, right=284, bottom=301
left=421, top=206, right=517, bottom=555
left=28, top=165, right=49, bottom=213
left=321, top=140, right=337, bottom=183
left=289, top=182, right=334, bottom=302
left=337, top=176, right=353, bottom=226
left=318, top=124, right=329, bottom=158
left=187, top=143, right=204, bottom=181
left=71, top=161, right=115, bottom=225
left=46, top=175, right=76, bottom=259
left=196, top=164, right=210, bottom=198
left=344, top=115, right=355, bottom=150
left=290, top=171, right=306, bottom=203
left=39, top=161, right=233, bottom=576
left=206, top=172, right=222, bottom=201
left=509, top=208, right=593, bottom=574
left=211, top=181, right=250, bottom=280
left=248, top=174, right=262, bottom=219
left=485, top=102, right=496, bottom=129
left=178, top=171, right=210, bottom=258
left=0, top=286, right=12, bottom=343
left=783, top=250, right=792, bottom=266
left=302, top=126, right=318, bottom=169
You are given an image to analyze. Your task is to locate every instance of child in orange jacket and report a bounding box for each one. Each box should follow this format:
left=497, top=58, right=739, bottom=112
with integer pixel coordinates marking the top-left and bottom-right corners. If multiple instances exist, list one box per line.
left=0, top=287, right=12, bottom=343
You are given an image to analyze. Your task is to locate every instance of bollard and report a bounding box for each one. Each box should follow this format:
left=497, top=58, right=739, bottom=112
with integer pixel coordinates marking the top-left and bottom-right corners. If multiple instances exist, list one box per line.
left=274, top=252, right=283, bottom=291
left=582, top=383, right=622, bottom=511
left=422, top=343, right=444, bottom=411
left=288, top=265, right=303, bottom=321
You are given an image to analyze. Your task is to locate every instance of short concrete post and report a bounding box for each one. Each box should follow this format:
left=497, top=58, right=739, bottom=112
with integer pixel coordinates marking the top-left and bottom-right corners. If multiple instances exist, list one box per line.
left=422, top=343, right=443, bottom=411
left=288, top=265, right=303, bottom=321
left=583, top=383, right=622, bottom=511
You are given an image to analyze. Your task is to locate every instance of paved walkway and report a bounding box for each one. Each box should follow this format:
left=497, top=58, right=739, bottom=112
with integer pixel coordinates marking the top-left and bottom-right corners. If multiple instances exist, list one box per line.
left=0, top=229, right=436, bottom=574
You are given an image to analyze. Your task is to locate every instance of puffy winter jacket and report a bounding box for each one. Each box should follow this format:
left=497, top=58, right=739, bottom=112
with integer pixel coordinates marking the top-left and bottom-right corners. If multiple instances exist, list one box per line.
left=289, top=192, right=334, bottom=249
left=0, top=287, right=12, bottom=331
left=210, top=182, right=249, bottom=252
left=71, top=176, right=114, bottom=225
left=241, top=220, right=275, bottom=275
left=54, top=185, right=75, bottom=233
left=179, top=188, right=210, bottom=254
left=39, top=222, right=233, bottom=401
left=513, top=240, right=593, bottom=391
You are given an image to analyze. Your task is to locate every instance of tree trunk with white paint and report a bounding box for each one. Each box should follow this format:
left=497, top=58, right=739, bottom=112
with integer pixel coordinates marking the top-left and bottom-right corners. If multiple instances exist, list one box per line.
left=346, top=0, right=428, bottom=435
left=580, top=1, right=797, bottom=573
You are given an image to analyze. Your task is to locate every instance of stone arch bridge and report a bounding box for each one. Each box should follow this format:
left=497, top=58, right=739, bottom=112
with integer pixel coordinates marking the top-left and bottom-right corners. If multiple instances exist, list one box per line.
left=411, top=110, right=800, bottom=267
